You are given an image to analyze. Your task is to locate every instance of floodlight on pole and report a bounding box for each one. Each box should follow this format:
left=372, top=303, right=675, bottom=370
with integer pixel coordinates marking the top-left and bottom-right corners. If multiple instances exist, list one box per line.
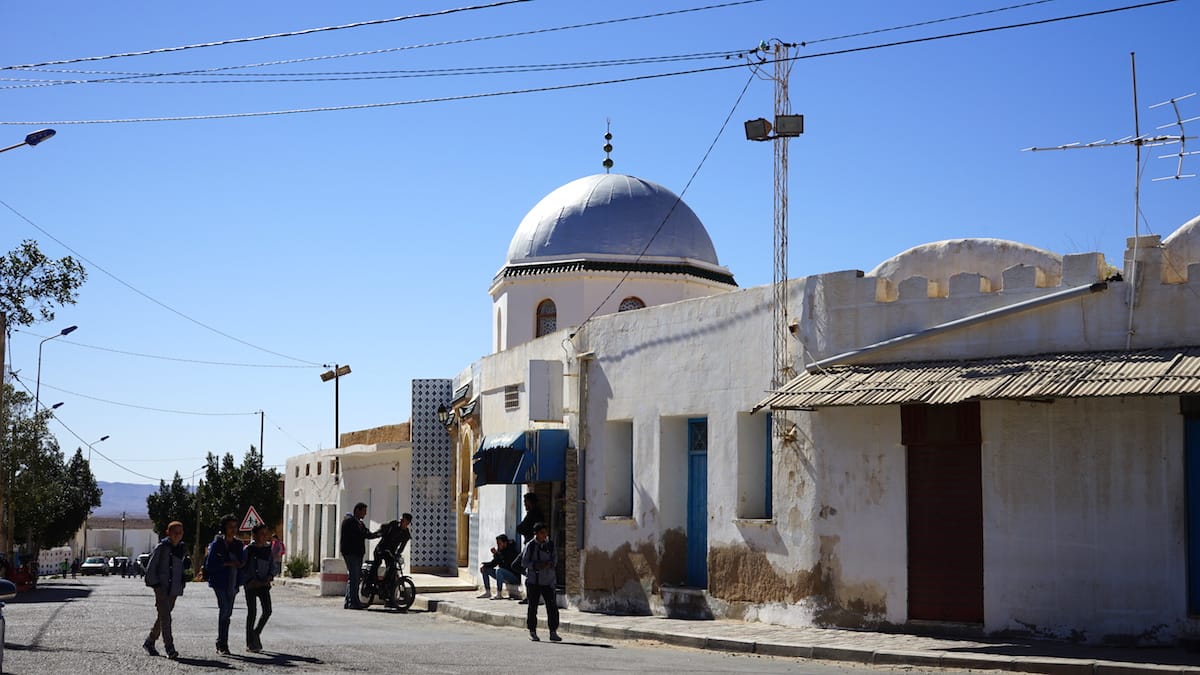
left=319, top=364, right=351, bottom=448
left=0, top=128, right=56, bottom=155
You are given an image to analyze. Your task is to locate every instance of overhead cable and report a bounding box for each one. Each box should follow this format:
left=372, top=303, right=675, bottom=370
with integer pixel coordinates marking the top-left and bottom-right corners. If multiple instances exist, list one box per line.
left=37, top=381, right=260, bottom=416
left=0, top=0, right=1175, bottom=126
left=12, top=329, right=318, bottom=369
left=0, top=0, right=535, bottom=71
left=0, top=197, right=322, bottom=365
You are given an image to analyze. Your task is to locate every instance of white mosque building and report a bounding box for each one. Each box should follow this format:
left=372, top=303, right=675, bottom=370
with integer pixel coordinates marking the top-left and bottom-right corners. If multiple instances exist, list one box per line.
left=450, top=161, right=1200, bottom=645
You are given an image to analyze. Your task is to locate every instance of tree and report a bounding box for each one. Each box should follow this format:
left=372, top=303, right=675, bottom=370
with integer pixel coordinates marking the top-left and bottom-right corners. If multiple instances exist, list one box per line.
left=189, top=446, right=282, bottom=563
left=2, top=385, right=100, bottom=555
left=0, top=239, right=88, bottom=325
left=147, top=473, right=197, bottom=550
left=0, top=239, right=88, bottom=556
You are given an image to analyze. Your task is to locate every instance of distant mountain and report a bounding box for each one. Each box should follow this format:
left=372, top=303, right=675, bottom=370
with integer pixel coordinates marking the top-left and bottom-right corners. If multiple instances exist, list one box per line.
left=94, top=481, right=159, bottom=518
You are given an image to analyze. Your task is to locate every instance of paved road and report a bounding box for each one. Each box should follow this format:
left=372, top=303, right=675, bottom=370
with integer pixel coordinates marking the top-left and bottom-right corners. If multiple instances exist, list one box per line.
left=3, top=576, right=947, bottom=674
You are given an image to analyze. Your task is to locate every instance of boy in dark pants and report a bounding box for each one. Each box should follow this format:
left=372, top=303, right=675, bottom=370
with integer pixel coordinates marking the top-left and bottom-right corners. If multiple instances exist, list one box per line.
left=520, top=522, right=560, bottom=642
left=243, top=524, right=275, bottom=653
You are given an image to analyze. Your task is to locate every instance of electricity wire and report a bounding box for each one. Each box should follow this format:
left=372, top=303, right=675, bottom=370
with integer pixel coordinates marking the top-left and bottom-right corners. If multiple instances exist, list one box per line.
left=35, top=380, right=260, bottom=417
left=12, top=329, right=318, bottom=369
left=0, top=0, right=535, bottom=71
left=0, top=51, right=747, bottom=89
left=1, top=0, right=1175, bottom=126
left=0, top=197, right=322, bottom=366
left=801, top=0, right=1061, bottom=45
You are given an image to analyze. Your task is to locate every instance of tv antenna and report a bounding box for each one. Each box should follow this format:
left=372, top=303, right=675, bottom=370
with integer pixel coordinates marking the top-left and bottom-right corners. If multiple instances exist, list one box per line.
left=1022, top=52, right=1196, bottom=350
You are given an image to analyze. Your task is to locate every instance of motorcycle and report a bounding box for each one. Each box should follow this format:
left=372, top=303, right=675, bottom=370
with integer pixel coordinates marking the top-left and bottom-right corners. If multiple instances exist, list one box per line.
left=359, top=552, right=416, bottom=610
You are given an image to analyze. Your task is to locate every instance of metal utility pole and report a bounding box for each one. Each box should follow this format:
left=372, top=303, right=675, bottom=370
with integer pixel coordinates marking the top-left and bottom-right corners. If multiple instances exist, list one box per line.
left=744, top=40, right=802, bottom=390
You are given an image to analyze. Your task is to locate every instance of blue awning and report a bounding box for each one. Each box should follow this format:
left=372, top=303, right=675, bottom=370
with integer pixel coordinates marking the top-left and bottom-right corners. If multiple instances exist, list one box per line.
left=472, top=429, right=568, bottom=486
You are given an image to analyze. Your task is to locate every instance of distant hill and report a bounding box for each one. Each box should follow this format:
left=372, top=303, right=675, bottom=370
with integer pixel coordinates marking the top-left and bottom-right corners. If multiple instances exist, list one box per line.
left=94, top=481, right=159, bottom=518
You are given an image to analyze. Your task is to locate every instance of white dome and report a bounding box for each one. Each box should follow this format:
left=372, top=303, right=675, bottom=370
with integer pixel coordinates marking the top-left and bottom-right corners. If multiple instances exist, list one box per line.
left=505, top=173, right=721, bottom=265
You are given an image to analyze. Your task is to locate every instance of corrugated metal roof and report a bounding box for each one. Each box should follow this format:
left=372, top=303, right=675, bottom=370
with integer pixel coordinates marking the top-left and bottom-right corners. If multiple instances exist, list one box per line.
left=755, top=347, right=1200, bottom=410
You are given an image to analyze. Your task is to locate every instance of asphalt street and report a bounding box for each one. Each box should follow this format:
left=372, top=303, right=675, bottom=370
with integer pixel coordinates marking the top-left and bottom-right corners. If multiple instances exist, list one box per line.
left=2, top=575, right=949, bottom=674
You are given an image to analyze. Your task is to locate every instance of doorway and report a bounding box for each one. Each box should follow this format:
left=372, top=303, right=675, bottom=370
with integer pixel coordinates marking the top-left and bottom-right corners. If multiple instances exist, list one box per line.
left=686, top=417, right=708, bottom=588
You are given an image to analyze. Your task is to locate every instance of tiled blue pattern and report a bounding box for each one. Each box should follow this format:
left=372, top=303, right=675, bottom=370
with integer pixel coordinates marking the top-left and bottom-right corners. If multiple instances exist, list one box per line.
left=411, top=379, right=454, bottom=569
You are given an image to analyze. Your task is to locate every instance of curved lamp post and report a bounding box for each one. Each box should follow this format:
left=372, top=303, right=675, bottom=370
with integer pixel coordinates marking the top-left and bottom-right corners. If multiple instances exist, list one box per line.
left=81, top=435, right=109, bottom=557
left=0, top=129, right=55, bottom=155
left=35, top=325, right=77, bottom=412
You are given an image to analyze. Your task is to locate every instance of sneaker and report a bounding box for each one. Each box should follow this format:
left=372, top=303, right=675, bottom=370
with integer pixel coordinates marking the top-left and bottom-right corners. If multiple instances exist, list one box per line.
left=216, top=643, right=231, bottom=656
left=166, top=650, right=179, bottom=660
left=142, top=641, right=159, bottom=657
left=529, top=630, right=540, bottom=642
left=518, top=598, right=528, bottom=605
left=477, top=591, right=492, bottom=599
left=491, top=594, right=506, bottom=600
left=549, top=631, right=562, bottom=642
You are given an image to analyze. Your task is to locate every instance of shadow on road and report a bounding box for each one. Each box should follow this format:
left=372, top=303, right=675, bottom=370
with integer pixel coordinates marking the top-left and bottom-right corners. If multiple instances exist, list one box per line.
left=6, top=585, right=91, bottom=604
left=172, top=655, right=236, bottom=669
left=232, top=651, right=324, bottom=667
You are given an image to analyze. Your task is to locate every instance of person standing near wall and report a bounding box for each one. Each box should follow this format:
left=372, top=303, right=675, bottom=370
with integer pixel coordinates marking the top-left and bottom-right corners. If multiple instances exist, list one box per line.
left=521, top=523, right=560, bottom=642
left=205, top=515, right=246, bottom=656
left=270, top=533, right=286, bottom=577
left=339, top=502, right=380, bottom=610
left=143, top=521, right=186, bottom=660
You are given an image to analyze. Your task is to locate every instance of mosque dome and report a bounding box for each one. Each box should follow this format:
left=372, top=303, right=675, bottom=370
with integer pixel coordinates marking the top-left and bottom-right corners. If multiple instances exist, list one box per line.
left=869, top=238, right=1062, bottom=288
left=1163, top=214, right=1200, bottom=275
left=505, top=173, right=721, bottom=265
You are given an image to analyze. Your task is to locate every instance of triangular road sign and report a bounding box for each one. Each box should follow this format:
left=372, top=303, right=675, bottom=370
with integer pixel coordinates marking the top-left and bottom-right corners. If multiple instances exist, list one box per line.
left=240, top=505, right=264, bottom=531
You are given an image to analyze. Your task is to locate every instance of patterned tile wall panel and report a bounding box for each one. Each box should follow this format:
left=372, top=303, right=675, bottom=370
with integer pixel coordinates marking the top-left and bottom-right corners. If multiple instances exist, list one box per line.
left=411, top=378, right=454, bottom=569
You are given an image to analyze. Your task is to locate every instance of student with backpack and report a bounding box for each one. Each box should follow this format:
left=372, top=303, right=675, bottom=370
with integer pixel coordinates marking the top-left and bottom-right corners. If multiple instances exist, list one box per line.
left=242, top=524, right=275, bottom=653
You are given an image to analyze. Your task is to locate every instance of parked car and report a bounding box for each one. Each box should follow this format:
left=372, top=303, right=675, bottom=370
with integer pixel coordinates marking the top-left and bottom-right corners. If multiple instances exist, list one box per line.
left=135, top=553, right=150, bottom=576
left=80, top=556, right=109, bottom=576
left=110, top=556, right=130, bottom=575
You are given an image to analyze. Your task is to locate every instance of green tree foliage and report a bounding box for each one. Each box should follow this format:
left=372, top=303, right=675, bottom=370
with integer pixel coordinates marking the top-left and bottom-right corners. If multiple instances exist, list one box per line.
left=192, top=446, right=282, bottom=550
left=3, top=386, right=100, bottom=553
left=0, top=239, right=87, bottom=325
left=146, top=473, right=198, bottom=549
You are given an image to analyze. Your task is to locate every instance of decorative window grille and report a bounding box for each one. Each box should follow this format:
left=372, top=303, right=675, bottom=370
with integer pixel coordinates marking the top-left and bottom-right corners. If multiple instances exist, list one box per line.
left=535, top=299, right=557, bottom=337
left=618, top=297, right=645, bottom=312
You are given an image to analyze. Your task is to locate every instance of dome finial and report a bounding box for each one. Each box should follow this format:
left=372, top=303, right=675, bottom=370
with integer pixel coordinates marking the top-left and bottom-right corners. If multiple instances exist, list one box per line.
left=602, top=118, right=614, bottom=173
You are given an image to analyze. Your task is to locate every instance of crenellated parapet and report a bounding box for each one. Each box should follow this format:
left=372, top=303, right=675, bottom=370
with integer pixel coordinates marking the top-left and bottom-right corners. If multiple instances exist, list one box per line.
left=798, top=216, right=1200, bottom=366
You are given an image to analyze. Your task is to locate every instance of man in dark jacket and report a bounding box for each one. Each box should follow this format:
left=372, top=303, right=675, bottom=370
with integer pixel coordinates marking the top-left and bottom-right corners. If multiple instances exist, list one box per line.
left=478, top=534, right=521, bottom=600
left=340, top=502, right=380, bottom=610
left=143, top=521, right=186, bottom=659
left=205, top=515, right=245, bottom=656
left=515, top=493, right=543, bottom=544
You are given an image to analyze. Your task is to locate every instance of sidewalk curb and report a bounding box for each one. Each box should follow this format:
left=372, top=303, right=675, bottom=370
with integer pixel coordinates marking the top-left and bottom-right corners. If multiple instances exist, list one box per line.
left=421, top=594, right=1200, bottom=675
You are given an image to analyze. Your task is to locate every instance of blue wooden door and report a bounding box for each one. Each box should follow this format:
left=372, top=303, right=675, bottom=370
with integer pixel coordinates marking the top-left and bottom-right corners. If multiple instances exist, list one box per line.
left=1186, top=415, right=1200, bottom=615
left=686, top=418, right=708, bottom=588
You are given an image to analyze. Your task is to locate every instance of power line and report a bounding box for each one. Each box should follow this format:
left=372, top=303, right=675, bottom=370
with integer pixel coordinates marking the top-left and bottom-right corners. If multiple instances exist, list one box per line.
left=11, top=329, right=318, bottom=369
left=1, top=0, right=1175, bottom=126
left=0, top=51, right=746, bottom=90
left=0, top=0, right=534, bottom=71
left=33, top=380, right=260, bottom=417
left=4, top=1, right=763, bottom=83
left=802, top=0, right=1062, bottom=45
left=0, top=198, right=322, bottom=365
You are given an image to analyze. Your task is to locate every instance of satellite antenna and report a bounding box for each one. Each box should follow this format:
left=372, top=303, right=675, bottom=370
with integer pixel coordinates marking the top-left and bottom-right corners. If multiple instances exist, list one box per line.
left=1023, top=52, right=1196, bottom=350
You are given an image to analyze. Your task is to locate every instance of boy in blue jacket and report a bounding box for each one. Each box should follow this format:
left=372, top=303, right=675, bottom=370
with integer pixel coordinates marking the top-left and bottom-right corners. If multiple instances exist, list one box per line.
left=205, top=515, right=245, bottom=655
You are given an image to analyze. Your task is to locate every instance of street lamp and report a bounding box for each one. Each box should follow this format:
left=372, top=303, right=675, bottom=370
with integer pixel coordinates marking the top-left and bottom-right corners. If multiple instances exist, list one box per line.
left=0, top=129, right=55, bottom=155
left=319, top=364, right=351, bottom=449
left=35, top=325, right=77, bottom=412
left=81, top=435, right=109, bottom=557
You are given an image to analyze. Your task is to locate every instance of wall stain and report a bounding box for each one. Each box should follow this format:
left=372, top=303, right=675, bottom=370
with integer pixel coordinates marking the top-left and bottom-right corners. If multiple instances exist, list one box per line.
left=580, top=528, right=687, bottom=614
left=708, top=535, right=887, bottom=628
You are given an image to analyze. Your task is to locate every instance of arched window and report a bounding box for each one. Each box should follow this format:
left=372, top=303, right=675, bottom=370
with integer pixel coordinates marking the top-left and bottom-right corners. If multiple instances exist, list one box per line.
left=535, top=299, right=557, bottom=337
left=618, top=296, right=646, bottom=312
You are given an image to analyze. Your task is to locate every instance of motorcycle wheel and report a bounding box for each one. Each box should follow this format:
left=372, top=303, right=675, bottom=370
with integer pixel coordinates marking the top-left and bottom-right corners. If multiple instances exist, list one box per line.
left=358, top=575, right=375, bottom=607
left=396, top=576, right=416, bottom=610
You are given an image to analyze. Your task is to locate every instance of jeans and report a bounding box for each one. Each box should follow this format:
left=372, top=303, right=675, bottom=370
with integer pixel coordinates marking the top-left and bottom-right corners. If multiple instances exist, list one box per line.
left=245, top=585, right=272, bottom=646
left=212, top=585, right=239, bottom=647
left=146, top=588, right=177, bottom=651
left=343, top=554, right=363, bottom=607
left=526, top=582, right=559, bottom=632
left=481, top=565, right=519, bottom=592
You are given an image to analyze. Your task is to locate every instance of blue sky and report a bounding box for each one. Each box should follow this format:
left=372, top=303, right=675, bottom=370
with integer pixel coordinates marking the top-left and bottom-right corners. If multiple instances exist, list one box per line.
left=1, top=0, right=1197, bottom=485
